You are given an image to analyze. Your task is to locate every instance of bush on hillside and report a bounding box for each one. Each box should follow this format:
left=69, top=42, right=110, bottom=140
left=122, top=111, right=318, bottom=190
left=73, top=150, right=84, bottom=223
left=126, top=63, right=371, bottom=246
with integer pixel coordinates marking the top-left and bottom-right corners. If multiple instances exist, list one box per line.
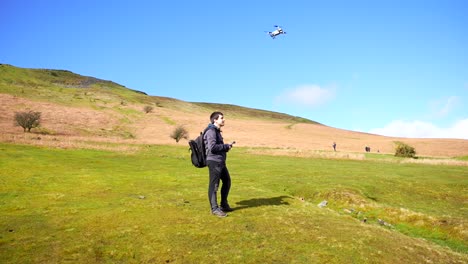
left=170, top=125, right=189, bottom=143
left=143, top=105, right=153, bottom=113
left=14, top=110, right=41, bottom=132
left=394, top=141, right=416, bottom=158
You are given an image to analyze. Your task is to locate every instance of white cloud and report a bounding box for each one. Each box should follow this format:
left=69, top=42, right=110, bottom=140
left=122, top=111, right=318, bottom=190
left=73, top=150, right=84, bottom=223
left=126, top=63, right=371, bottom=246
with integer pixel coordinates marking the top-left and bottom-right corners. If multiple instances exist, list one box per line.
left=369, top=119, right=468, bottom=139
left=275, top=84, right=335, bottom=107
left=429, top=96, right=460, bottom=118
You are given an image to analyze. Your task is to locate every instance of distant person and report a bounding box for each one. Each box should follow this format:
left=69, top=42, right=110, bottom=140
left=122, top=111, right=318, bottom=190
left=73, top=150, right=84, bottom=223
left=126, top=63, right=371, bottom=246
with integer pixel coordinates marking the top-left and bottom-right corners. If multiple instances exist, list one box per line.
left=203, top=111, right=234, bottom=217
left=332, top=142, right=336, bottom=151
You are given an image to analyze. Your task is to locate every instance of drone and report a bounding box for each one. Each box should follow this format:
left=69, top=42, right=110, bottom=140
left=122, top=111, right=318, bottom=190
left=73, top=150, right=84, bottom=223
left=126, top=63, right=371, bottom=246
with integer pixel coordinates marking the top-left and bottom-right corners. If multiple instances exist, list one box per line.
left=266, top=25, right=286, bottom=39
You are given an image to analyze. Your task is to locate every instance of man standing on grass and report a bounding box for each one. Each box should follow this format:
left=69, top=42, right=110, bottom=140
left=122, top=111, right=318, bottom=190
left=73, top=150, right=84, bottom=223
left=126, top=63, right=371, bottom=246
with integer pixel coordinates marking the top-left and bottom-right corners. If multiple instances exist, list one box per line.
left=204, top=111, right=233, bottom=217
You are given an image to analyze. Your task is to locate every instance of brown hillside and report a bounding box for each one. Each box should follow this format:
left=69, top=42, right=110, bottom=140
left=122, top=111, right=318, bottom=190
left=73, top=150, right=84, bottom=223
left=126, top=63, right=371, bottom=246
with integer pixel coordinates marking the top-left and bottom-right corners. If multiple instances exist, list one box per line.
left=1, top=93, right=467, bottom=158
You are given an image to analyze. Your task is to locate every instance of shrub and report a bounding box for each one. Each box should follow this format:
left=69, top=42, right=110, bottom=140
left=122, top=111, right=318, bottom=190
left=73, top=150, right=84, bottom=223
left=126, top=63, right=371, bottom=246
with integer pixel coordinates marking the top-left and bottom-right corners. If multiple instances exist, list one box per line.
left=14, top=110, right=41, bottom=132
left=394, top=141, right=416, bottom=158
left=170, top=125, right=189, bottom=143
left=143, top=105, right=153, bottom=113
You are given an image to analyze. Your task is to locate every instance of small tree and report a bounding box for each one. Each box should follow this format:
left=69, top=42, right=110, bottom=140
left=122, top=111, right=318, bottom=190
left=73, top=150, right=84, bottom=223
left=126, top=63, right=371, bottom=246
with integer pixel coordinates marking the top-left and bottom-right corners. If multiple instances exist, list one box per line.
left=170, top=125, right=189, bottom=143
left=143, top=105, right=153, bottom=113
left=14, top=110, right=41, bottom=132
left=394, top=141, right=416, bottom=158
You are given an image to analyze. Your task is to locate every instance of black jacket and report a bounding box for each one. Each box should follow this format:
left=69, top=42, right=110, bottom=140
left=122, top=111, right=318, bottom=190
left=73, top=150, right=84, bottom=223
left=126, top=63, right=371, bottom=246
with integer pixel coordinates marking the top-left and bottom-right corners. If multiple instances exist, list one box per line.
left=203, top=124, right=230, bottom=164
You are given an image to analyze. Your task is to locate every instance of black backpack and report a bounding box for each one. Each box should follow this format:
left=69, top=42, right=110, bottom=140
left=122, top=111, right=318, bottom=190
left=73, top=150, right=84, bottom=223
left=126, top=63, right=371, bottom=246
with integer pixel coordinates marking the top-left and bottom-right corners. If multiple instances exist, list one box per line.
left=188, top=127, right=211, bottom=168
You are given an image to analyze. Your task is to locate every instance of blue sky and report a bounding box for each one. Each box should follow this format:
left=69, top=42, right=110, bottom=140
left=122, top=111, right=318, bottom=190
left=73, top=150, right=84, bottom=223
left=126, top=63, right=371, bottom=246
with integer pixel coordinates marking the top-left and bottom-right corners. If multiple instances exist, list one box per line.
left=1, top=0, right=467, bottom=139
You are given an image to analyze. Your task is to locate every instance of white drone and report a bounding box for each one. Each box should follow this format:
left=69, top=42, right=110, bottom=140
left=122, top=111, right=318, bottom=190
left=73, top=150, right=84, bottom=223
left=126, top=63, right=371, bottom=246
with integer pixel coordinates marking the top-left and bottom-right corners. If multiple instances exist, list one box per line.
left=266, top=25, right=286, bottom=39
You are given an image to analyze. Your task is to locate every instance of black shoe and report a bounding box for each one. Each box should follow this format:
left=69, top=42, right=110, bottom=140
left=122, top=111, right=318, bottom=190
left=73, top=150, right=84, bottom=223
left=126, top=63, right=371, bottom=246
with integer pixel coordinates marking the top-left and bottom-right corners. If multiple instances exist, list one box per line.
left=220, top=205, right=234, bottom=212
left=212, top=208, right=227, bottom=217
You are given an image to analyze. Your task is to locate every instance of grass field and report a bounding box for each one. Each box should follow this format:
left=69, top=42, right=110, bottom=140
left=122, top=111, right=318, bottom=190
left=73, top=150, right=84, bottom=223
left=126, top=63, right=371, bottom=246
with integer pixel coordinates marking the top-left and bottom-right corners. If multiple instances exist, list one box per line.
left=0, top=143, right=466, bottom=263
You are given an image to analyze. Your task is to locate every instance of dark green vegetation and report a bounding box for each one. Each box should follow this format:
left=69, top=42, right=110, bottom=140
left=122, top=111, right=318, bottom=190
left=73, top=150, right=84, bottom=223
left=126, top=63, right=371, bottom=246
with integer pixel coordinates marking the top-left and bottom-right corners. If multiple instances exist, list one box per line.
left=14, top=110, right=41, bottom=132
left=1, top=143, right=466, bottom=263
left=394, top=141, right=417, bottom=158
left=170, top=125, right=189, bottom=143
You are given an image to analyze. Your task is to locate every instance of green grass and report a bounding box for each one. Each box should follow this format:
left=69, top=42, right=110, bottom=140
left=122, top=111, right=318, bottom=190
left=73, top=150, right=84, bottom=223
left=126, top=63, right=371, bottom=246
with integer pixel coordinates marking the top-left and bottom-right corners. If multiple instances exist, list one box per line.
left=1, top=143, right=467, bottom=263
left=1, top=64, right=318, bottom=124
left=160, top=116, right=176, bottom=125
left=193, top=102, right=319, bottom=124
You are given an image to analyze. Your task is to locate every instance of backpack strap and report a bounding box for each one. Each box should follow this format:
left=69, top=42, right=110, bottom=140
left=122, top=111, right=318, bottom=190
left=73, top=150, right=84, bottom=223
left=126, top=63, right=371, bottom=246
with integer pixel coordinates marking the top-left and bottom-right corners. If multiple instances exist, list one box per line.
left=202, top=126, right=216, bottom=154
left=202, top=126, right=215, bottom=136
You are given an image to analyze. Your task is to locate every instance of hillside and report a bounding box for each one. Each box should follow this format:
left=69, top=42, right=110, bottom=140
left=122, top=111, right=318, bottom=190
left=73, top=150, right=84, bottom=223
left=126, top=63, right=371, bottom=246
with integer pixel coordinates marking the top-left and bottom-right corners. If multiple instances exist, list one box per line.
left=1, top=63, right=467, bottom=158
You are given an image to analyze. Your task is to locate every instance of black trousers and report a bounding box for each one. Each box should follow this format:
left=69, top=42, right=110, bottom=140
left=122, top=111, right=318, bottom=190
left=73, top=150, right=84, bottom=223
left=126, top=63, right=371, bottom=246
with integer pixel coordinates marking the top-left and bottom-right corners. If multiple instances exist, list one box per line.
left=207, top=160, right=231, bottom=211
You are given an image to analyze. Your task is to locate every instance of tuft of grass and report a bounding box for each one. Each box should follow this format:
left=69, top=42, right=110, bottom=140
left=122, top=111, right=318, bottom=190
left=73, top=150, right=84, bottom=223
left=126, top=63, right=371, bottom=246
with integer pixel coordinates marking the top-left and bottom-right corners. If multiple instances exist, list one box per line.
left=285, top=123, right=296, bottom=129
left=160, top=116, right=176, bottom=125
left=33, top=127, right=57, bottom=135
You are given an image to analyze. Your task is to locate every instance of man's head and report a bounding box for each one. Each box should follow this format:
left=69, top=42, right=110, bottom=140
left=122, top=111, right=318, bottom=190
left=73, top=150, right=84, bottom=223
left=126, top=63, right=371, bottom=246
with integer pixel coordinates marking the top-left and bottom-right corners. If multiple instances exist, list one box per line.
left=210, top=111, right=225, bottom=128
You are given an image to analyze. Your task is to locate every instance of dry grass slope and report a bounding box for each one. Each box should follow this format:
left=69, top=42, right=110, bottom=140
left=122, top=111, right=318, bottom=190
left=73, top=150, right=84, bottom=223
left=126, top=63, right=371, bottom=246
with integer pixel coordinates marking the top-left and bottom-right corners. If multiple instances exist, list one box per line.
left=1, top=64, right=467, bottom=159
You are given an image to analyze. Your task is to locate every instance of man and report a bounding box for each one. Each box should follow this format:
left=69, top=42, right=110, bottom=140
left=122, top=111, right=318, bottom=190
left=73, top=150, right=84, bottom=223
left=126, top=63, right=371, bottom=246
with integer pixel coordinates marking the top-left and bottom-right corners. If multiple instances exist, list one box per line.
left=204, top=111, right=233, bottom=217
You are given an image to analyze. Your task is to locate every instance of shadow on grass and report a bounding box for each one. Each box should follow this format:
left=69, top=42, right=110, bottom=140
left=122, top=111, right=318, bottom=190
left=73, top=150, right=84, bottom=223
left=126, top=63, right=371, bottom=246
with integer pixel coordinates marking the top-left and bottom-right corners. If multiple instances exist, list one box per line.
left=234, top=195, right=291, bottom=211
